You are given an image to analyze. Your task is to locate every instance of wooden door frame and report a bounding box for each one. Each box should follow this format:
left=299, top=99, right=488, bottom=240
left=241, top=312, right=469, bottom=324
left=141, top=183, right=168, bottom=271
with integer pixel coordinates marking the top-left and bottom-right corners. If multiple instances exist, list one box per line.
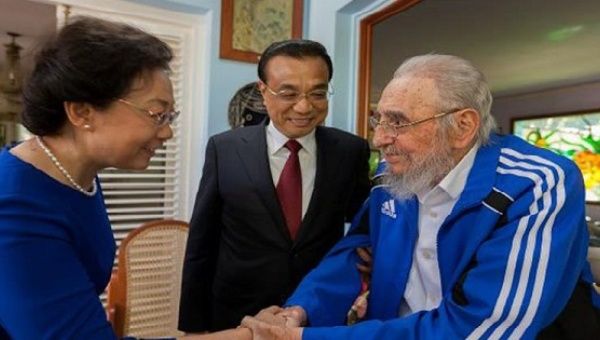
left=356, top=0, right=423, bottom=137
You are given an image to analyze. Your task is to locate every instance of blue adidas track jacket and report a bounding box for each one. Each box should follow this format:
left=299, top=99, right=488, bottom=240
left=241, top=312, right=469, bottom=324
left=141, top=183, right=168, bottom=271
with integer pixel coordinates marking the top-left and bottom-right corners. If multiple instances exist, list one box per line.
left=286, top=133, right=598, bottom=339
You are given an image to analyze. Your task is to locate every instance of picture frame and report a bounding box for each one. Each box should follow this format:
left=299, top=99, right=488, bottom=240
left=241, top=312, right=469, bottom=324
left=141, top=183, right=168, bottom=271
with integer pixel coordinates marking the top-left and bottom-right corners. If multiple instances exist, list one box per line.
left=511, top=109, right=600, bottom=204
left=220, top=0, right=304, bottom=63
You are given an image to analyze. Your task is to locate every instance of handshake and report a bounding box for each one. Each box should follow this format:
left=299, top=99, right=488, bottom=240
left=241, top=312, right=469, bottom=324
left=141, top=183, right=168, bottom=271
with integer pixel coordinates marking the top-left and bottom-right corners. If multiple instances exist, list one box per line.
left=184, top=305, right=307, bottom=340
left=184, top=247, right=373, bottom=340
left=239, top=305, right=307, bottom=340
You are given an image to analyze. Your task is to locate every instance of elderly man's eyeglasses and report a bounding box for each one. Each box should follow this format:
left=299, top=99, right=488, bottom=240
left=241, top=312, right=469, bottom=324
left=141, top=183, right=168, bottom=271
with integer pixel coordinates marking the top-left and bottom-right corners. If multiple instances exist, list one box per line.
left=118, top=99, right=180, bottom=126
left=369, top=109, right=462, bottom=137
left=264, top=84, right=333, bottom=105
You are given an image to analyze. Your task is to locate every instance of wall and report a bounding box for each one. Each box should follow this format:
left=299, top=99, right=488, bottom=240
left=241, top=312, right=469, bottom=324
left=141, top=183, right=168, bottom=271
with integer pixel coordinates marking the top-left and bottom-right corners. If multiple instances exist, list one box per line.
left=305, top=0, right=395, bottom=132
left=303, top=0, right=352, bottom=128
left=492, top=81, right=600, bottom=221
left=129, top=0, right=257, bottom=138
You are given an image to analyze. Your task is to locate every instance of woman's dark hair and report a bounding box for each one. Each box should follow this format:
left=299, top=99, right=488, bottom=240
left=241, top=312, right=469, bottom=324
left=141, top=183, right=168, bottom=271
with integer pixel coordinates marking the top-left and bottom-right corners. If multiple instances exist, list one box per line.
left=21, top=16, right=173, bottom=135
left=257, top=39, right=333, bottom=83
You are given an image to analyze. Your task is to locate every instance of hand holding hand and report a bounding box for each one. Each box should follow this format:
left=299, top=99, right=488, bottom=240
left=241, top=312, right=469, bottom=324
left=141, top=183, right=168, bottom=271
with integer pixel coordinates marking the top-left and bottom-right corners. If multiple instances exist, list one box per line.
left=178, top=327, right=252, bottom=340
left=240, top=314, right=302, bottom=340
left=276, top=306, right=307, bottom=327
left=252, top=305, right=287, bottom=327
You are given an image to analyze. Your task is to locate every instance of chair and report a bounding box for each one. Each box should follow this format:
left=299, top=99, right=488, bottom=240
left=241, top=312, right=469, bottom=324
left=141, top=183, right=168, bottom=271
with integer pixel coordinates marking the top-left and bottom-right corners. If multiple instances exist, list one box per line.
left=107, top=219, right=188, bottom=338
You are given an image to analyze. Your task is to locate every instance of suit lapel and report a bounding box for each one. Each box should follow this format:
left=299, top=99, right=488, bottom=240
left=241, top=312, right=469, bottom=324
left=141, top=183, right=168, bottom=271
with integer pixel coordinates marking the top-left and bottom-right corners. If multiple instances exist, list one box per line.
left=236, top=126, right=291, bottom=243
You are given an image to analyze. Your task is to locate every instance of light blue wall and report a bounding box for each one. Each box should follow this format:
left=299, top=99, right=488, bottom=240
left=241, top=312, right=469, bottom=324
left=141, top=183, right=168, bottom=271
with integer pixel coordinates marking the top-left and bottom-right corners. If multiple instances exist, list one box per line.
left=304, top=0, right=393, bottom=133
left=128, top=0, right=257, bottom=137
left=303, top=0, right=353, bottom=130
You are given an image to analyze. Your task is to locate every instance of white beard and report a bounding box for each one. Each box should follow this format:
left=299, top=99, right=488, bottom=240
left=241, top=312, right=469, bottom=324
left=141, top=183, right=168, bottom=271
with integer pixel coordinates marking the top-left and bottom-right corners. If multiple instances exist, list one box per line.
left=381, top=131, right=456, bottom=201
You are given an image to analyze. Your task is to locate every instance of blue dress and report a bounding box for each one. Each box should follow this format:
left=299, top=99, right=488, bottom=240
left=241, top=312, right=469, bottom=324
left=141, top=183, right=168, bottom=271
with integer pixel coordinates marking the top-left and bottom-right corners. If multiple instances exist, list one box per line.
left=0, top=146, right=117, bottom=339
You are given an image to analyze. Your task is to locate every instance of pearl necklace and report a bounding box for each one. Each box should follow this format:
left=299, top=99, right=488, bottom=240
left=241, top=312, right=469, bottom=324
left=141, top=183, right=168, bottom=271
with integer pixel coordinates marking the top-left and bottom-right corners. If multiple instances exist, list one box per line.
left=35, top=136, right=97, bottom=197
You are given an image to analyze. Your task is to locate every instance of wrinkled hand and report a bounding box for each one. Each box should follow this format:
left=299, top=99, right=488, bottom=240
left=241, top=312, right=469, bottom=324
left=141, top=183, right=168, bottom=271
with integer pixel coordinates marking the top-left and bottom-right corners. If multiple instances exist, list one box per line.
left=241, top=315, right=302, bottom=340
left=239, top=305, right=306, bottom=340
left=251, top=306, right=288, bottom=327
left=276, top=306, right=307, bottom=327
left=347, top=247, right=372, bottom=325
left=178, top=327, right=251, bottom=340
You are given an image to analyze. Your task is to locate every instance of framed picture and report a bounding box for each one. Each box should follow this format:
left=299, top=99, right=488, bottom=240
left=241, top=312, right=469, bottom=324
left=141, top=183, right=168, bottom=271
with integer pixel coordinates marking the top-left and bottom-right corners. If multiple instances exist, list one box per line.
left=511, top=110, right=600, bottom=204
left=220, top=0, right=304, bottom=63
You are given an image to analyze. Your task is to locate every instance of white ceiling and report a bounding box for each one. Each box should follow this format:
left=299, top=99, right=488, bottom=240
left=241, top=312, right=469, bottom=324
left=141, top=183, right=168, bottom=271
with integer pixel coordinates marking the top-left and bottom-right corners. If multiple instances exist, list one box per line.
left=0, top=0, right=56, bottom=70
left=371, top=0, right=600, bottom=100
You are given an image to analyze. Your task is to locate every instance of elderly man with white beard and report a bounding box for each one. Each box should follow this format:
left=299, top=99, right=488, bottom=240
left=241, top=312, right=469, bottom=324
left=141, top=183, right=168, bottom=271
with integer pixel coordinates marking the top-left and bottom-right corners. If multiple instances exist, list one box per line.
left=236, top=54, right=599, bottom=340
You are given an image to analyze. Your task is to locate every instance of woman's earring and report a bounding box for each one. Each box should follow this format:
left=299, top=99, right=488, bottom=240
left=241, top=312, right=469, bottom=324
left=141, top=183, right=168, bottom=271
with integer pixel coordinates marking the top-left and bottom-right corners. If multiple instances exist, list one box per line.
left=84, top=124, right=91, bottom=129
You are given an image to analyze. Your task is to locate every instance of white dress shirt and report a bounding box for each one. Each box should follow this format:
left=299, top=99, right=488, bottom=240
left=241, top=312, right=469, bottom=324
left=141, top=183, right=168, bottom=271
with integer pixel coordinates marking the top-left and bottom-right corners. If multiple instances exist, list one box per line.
left=399, top=144, right=479, bottom=316
left=266, top=122, right=317, bottom=218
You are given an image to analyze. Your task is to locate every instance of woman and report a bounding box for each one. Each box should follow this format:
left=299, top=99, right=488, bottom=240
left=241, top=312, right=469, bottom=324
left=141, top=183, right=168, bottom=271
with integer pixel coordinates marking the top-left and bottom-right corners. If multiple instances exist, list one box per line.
left=0, top=17, right=177, bottom=339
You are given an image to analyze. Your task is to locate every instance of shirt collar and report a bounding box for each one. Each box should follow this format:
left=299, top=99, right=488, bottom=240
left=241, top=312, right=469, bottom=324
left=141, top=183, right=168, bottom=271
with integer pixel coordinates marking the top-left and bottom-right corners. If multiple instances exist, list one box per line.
left=416, top=143, right=479, bottom=204
left=266, top=121, right=316, bottom=156
left=437, top=143, right=480, bottom=200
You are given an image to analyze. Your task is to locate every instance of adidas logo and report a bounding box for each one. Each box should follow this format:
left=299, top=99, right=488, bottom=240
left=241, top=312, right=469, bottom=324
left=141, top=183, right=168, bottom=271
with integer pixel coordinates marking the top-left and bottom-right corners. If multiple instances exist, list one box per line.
left=381, top=199, right=396, bottom=219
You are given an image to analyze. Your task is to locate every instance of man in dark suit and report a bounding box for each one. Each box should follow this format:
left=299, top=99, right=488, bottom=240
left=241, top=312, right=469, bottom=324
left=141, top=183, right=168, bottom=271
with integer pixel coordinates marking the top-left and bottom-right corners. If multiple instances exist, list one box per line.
left=178, top=40, right=371, bottom=333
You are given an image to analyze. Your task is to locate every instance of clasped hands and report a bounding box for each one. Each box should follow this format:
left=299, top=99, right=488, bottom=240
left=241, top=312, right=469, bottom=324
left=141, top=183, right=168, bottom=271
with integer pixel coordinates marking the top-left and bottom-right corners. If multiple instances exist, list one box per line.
left=187, top=248, right=372, bottom=340
left=237, top=246, right=372, bottom=340
left=181, top=306, right=305, bottom=340
left=239, top=305, right=306, bottom=340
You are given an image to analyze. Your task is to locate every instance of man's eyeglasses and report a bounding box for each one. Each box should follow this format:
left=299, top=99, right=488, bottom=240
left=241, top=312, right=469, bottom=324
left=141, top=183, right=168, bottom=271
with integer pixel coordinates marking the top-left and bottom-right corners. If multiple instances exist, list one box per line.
left=263, top=84, right=333, bottom=105
left=369, top=109, right=462, bottom=137
left=118, top=99, right=180, bottom=126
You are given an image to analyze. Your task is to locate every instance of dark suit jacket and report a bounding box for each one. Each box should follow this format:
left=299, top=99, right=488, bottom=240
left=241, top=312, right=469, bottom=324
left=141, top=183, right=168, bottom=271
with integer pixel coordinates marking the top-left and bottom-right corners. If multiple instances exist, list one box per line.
left=178, top=124, right=371, bottom=332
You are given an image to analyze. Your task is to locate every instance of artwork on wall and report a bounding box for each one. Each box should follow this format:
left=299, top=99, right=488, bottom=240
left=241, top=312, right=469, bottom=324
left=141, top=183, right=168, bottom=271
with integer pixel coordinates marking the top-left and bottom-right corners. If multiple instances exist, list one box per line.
left=512, top=110, right=600, bottom=204
left=219, top=0, right=303, bottom=63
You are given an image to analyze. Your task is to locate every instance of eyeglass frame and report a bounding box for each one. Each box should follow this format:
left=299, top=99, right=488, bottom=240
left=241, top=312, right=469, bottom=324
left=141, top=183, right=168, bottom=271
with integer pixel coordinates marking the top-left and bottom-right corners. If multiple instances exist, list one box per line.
left=262, top=83, right=334, bottom=105
left=369, top=108, right=463, bottom=137
left=118, top=98, right=180, bottom=126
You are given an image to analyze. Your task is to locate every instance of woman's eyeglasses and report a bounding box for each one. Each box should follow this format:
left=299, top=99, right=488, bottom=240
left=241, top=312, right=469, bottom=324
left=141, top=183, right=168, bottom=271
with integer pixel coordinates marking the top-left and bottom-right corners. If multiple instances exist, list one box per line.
left=118, top=99, right=179, bottom=126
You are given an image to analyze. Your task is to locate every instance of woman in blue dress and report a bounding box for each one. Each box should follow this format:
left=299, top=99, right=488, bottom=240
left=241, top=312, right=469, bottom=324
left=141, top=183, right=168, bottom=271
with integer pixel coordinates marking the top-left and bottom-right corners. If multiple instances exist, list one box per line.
left=0, top=16, right=177, bottom=339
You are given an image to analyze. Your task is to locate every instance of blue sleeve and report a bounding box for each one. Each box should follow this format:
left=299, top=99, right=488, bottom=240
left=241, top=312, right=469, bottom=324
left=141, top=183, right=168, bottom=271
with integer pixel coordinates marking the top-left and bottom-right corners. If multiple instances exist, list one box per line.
left=286, top=202, right=371, bottom=326
left=0, top=198, right=116, bottom=339
left=303, top=151, right=589, bottom=339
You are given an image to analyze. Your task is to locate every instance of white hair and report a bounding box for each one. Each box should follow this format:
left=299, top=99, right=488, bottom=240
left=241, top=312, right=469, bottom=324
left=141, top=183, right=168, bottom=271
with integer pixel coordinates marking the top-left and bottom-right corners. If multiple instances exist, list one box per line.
left=393, top=54, right=496, bottom=145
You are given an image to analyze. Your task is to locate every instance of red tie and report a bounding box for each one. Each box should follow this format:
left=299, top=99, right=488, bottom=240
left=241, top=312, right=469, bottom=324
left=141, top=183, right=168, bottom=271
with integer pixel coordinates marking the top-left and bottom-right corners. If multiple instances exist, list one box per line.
left=277, top=140, right=302, bottom=240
